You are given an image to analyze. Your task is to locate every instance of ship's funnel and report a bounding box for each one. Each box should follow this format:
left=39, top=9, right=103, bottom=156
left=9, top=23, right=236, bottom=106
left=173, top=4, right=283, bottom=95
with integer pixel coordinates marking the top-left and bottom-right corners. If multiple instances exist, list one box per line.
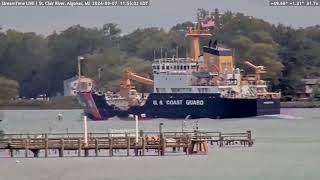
left=186, top=26, right=211, bottom=60
left=203, top=46, right=233, bottom=73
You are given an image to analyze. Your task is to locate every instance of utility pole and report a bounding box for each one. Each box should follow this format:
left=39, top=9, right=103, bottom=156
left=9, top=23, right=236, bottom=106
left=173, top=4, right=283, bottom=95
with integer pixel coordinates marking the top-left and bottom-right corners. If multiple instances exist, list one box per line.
left=98, top=67, right=103, bottom=81
left=77, top=56, right=84, bottom=93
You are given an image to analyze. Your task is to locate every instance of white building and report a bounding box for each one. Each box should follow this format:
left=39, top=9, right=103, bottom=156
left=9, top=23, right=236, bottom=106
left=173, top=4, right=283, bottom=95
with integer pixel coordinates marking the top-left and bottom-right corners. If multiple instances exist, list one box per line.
left=63, top=76, right=93, bottom=96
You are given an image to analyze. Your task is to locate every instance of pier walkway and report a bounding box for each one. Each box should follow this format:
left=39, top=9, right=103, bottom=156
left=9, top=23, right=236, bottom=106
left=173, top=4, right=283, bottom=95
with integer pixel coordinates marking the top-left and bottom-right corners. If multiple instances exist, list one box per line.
left=0, top=130, right=253, bottom=158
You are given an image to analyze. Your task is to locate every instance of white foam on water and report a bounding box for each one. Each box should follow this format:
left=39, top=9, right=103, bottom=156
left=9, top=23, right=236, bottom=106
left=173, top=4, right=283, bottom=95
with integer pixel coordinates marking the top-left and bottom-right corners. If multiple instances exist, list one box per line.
left=263, top=114, right=304, bottom=120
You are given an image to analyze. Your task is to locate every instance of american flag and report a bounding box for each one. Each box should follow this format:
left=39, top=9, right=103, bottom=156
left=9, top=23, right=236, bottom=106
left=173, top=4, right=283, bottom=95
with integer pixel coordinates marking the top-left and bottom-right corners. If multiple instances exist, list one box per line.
left=201, top=20, right=215, bottom=28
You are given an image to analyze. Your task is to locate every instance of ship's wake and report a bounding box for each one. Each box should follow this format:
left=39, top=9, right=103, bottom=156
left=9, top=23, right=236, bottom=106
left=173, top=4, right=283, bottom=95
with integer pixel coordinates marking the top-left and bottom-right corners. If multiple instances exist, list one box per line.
left=262, top=114, right=304, bottom=120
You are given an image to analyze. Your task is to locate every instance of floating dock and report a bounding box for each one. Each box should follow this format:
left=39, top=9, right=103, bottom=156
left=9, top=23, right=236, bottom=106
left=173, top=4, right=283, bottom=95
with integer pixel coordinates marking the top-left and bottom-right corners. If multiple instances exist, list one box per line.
left=0, top=130, right=253, bottom=158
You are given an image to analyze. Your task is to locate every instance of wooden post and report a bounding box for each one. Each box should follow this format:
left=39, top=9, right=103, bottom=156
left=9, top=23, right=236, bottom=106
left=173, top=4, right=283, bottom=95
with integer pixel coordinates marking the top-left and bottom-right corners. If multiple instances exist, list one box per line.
left=59, top=138, right=64, bottom=157
left=126, top=133, right=130, bottom=156
left=44, top=134, right=48, bottom=158
left=247, top=130, right=253, bottom=147
left=139, top=130, right=144, bottom=138
left=142, top=137, right=145, bottom=156
left=219, top=132, right=223, bottom=147
left=7, top=138, right=13, bottom=158
left=78, top=138, right=81, bottom=157
left=109, top=137, right=113, bottom=157
left=10, top=149, right=14, bottom=158
left=158, top=139, right=161, bottom=156
left=95, top=138, right=99, bottom=157
left=186, top=135, right=191, bottom=155
left=24, top=138, right=29, bottom=158
left=84, top=149, right=89, bottom=157
left=134, top=141, right=138, bottom=156
left=135, top=115, right=139, bottom=144
left=160, top=136, right=166, bottom=156
left=33, top=149, right=40, bottom=157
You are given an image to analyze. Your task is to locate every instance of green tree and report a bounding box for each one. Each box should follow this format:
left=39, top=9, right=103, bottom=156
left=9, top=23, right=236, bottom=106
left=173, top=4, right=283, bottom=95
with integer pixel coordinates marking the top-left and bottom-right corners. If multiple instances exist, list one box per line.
left=0, top=76, right=19, bottom=101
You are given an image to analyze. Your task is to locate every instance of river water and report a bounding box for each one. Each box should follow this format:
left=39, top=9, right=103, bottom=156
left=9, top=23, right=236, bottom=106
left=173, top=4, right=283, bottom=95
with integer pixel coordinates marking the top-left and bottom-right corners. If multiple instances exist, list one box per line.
left=0, top=108, right=319, bottom=180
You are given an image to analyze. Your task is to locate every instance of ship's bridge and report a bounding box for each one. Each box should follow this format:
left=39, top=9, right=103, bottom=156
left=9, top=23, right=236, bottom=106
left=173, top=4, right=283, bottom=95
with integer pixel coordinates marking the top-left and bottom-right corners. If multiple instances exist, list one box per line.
left=152, top=57, right=219, bottom=94
left=152, top=58, right=198, bottom=74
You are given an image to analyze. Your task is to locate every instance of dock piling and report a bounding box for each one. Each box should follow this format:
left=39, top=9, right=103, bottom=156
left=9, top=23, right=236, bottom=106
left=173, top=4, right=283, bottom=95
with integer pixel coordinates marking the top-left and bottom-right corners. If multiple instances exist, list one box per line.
left=247, top=130, right=253, bottom=147
left=126, top=133, right=130, bottom=156
left=24, top=138, right=29, bottom=158
left=44, top=134, right=48, bottom=158
left=78, top=138, right=81, bottom=157
left=219, top=132, right=223, bottom=147
left=60, top=138, right=65, bottom=157
left=109, top=137, right=113, bottom=157
left=95, top=138, right=99, bottom=157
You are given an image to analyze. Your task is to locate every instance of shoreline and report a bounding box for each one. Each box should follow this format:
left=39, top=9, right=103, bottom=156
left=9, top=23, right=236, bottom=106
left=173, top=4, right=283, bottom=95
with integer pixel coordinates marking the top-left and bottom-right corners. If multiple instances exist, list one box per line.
left=280, top=101, right=320, bottom=108
left=0, top=96, right=82, bottom=110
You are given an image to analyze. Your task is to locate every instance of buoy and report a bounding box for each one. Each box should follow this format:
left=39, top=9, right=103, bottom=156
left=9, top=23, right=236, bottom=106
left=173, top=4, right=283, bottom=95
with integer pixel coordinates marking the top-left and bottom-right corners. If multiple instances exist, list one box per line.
left=57, top=113, right=63, bottom=121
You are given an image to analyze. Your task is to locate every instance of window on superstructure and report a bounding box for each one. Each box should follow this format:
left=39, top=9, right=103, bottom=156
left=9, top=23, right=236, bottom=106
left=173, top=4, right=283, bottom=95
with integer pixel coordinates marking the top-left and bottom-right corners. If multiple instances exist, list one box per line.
left=166, top=66, right=169, bottom=70
left=180, top=65, right=183, bottom=70
left=174, top=65, right=176, bottom=70
left=183, top=66, right=186, bottom=70
left=161, top=65, right=165, bottom=70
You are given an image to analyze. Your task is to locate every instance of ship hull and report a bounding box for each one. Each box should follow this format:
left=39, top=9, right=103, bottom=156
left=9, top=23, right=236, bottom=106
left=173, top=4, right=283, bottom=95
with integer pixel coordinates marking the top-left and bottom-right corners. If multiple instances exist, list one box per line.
left=78, top=92, right=280, bottom=120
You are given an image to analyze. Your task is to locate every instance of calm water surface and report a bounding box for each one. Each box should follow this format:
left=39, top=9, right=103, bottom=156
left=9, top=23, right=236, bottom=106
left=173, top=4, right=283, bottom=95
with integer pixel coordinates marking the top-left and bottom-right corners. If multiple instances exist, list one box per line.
left=0, top=108, right=319, bottom=180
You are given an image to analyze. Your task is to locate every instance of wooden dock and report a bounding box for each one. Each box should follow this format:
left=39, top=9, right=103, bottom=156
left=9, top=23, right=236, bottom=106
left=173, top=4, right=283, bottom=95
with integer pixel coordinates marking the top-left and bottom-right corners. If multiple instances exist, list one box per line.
left=0, top=130, right=253, bottom=158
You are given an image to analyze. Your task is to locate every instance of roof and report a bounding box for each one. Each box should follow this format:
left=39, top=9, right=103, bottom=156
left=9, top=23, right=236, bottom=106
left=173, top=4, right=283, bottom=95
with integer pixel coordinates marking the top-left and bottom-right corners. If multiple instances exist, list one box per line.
left=203, top=46, right=232, bottom=56
left=301, top=78, right=320, bottom=85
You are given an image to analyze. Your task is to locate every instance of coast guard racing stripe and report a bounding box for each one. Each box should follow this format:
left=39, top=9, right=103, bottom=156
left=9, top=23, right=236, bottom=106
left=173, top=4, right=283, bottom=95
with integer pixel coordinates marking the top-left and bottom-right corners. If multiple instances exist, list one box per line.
left=83, top=93, right=102, bottom=120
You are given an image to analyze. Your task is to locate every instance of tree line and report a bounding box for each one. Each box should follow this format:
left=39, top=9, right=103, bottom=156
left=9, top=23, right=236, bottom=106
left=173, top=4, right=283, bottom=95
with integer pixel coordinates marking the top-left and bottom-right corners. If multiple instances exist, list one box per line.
left=0, top=9, right=319, bottom=100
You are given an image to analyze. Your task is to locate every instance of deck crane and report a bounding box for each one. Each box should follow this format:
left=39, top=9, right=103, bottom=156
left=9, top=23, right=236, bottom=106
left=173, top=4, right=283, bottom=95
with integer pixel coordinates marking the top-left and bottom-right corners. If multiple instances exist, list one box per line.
left=119, top=69, right=154, bottom=99
left=244, top=61, right=266, bottom=81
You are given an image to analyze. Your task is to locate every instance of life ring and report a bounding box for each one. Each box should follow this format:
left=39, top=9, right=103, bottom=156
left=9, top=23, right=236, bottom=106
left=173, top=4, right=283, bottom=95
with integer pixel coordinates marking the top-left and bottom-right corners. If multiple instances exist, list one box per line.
left=96, top=91, right=104, bottom=96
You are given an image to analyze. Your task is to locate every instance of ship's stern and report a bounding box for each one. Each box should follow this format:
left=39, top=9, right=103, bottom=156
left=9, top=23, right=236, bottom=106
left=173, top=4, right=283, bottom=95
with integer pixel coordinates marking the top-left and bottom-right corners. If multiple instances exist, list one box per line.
left=256, top=98, right=281, bottom=115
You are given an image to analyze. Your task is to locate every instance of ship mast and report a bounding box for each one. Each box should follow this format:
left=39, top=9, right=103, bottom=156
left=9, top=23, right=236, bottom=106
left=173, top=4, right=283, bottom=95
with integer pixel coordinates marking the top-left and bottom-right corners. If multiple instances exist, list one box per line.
left=186, top=12, right=212, bottom=60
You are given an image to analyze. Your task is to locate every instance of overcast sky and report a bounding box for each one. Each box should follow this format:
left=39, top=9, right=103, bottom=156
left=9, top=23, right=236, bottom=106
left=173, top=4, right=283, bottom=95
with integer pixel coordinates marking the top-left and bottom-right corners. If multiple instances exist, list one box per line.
left=0, top=0, right=319, bottom=35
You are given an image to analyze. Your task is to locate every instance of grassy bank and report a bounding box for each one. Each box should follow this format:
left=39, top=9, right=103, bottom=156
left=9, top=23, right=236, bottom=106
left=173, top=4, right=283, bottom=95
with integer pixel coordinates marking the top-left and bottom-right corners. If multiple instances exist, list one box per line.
left=281, top=101, right=320, bottom=108
left=0, top=96, right=82, bottom=110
